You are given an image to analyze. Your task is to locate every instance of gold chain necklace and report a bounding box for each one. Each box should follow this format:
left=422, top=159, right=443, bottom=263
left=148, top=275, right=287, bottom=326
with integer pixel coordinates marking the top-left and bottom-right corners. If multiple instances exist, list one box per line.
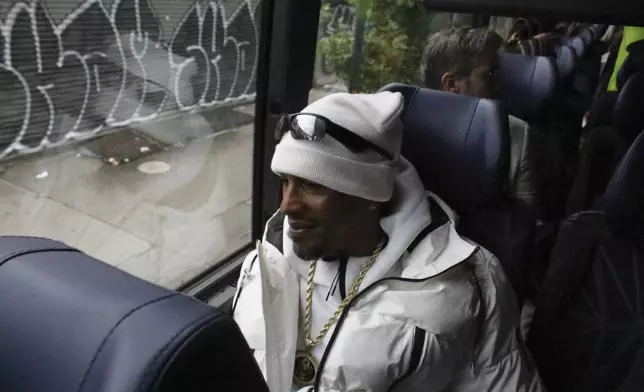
left=293, top=240, right=385, bottom=387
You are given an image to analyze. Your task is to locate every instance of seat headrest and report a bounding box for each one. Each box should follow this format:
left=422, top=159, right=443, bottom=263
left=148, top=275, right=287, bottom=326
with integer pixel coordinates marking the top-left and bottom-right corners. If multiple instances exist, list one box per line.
left=588, top=26, right=598, bottom=41
left=0, top=237, right=269, bottom=392
left=613, top=73, right=644, bottom=143
left=565, top=36, right=586, bottom=58
left=579, top=28, right=594, bottom=46
left=600, top=131, right=644, bottom=240
left=499, top=53, right=558, bottom=120
left=591, top=24, right=606, bottom=38
left=378, top=83, right=510, bottom=214
left=555, top=45, right=577, bottom=82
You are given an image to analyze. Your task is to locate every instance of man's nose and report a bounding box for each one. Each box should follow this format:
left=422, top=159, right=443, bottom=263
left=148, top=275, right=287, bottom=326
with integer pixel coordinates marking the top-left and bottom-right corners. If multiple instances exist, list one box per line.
left=280, top=181, right=303, bottom=215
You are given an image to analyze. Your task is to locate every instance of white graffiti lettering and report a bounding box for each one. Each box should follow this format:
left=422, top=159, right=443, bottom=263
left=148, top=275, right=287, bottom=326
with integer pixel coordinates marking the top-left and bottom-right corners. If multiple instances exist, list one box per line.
left=0, top=0, right=260, bottom=159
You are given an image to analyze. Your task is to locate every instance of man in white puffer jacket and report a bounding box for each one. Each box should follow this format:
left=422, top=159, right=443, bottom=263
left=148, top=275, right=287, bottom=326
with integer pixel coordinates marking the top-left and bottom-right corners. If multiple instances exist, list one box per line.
left=231, top=91, right=545, bottom=392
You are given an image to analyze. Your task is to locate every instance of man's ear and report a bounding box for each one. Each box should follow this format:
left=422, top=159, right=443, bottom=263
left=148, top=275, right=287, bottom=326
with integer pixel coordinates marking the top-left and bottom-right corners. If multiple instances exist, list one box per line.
left=440, top=72, right=460, bottom=93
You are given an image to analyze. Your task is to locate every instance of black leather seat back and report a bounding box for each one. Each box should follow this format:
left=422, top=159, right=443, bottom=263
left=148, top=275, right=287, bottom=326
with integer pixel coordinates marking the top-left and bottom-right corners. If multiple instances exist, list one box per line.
left=379, top=84, right=510, bottom=214
left=378, top=84, right=537, bottom=300
left=569, top=30, right=600, bottom=103
left=555, top=45, right=577, bottom=83
left=528, top=131, right=644, bottom=392
left=0, top=237, right=269, bottom=392
left=584, top=29, right=622, bottom=130
left=613, top=72, right=644, bottom=144
left=588, top=26, right=599, bottom=42
left=590, top=24, right=607, bottom=40
left=567, top=73, right=644, bottom=215
left=565, top=36, right=587, bottom=59
left=601, top=131, right=644, bottom=239
left=499, top=53, right=558, bottom=121
left=565, top=126, right=625, bottom=215
left=579, top=28, right=595, bottom=47
left=585, top=90, right=618, bottom=129
left=497, top=52, right=570, bottom=223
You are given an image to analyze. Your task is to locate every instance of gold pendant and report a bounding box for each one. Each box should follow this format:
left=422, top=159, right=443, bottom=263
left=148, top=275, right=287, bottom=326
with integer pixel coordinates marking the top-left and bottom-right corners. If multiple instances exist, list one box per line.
left=293, top=350, right=319, bottom=387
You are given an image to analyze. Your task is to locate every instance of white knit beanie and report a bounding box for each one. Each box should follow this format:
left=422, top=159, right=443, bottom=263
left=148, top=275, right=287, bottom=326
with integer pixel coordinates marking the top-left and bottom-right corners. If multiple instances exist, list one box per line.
left=271, top=91, right=404, bottom=202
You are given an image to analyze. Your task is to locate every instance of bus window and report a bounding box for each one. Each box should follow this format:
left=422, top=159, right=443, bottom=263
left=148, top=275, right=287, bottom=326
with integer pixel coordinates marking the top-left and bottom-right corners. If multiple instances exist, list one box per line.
left=0, top=0, right=262, bottom=288
left=314, top=1, right=444, bottom=95
left=313, top=3, right=496, bottom=97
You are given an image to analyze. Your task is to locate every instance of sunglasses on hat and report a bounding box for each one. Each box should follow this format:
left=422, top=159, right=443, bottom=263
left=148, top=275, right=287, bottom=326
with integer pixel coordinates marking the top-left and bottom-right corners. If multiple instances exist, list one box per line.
left=276, top=112, right=394, bottom=161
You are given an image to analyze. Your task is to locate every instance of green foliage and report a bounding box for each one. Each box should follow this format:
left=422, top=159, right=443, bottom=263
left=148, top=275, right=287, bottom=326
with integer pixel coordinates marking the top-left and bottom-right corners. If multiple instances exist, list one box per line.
left=319, top=0, right=435, bottom=92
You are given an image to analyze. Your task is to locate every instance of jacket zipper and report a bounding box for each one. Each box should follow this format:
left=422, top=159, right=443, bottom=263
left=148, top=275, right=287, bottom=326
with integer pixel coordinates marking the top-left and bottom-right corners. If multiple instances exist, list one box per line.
left=313, top=247, right=478, bottom=391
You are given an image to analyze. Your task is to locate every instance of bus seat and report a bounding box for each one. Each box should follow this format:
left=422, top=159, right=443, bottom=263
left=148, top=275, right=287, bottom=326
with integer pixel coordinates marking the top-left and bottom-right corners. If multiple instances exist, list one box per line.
left=587, top=26, right=598, bottom=42
left=590, top=24, right=607, bottom=39
left=589, top=25, right=607, bottom=41
left=613, top=72, right=644, bottom=143
left=499, top=53, right=558, bottom=121
left=584, top=30, right=623, bottom=129
left=497, top=52, right=572, bottom=225
left=565, top=36, right=586, bottom=59
left=496, top=53, right=571, bottom=275
left=581, top=27, right=603, bottom=92
left=527, top=131, right=644, bottom=392
left=568, top=31, right=597, bottom=97
left=585, top=90, right=618, bottom=129
left=379, top=83, right=537, bottom=301
left=566, top=73, right=644, bottom=215
left=554, top=35, right=595, bottom=138
left=555, top=45, right=576, bottom=83
left=602, top=133, right=644, bottom=235
left=579, top=28, right=594, bottom=47
left=0, top=237, right=269, bottom=392
left=379, top=84, right=509, bottom=214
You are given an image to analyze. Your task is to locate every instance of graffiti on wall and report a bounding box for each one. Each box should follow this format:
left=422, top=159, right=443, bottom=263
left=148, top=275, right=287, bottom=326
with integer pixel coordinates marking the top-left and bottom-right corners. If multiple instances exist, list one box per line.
left=315, top=0, right=355, bottom=82
left=323, top=3, right=355, bottom=38
left=0, top=0, right=260, bottom=159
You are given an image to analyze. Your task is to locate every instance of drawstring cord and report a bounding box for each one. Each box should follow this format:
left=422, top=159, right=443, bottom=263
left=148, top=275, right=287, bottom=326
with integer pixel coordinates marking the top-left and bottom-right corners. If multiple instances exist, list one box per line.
left=324, top=258, right=348, bottom=301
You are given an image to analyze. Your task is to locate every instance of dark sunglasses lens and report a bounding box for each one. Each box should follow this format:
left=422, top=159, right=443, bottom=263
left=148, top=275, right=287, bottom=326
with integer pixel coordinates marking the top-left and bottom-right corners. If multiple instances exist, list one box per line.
left=290, top=114, right=326, bottom=141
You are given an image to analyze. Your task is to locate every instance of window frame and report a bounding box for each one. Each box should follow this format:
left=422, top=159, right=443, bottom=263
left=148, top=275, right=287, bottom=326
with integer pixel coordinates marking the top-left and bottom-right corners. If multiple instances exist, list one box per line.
left=421, top=0, right=643, bottom=26
left=178, top=0, right=322, bottom=300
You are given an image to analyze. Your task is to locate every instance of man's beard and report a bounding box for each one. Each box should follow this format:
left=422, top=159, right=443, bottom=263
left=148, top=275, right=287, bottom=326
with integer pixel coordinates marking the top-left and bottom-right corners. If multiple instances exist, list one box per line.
left=292, top=242, right=325, bottom=261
